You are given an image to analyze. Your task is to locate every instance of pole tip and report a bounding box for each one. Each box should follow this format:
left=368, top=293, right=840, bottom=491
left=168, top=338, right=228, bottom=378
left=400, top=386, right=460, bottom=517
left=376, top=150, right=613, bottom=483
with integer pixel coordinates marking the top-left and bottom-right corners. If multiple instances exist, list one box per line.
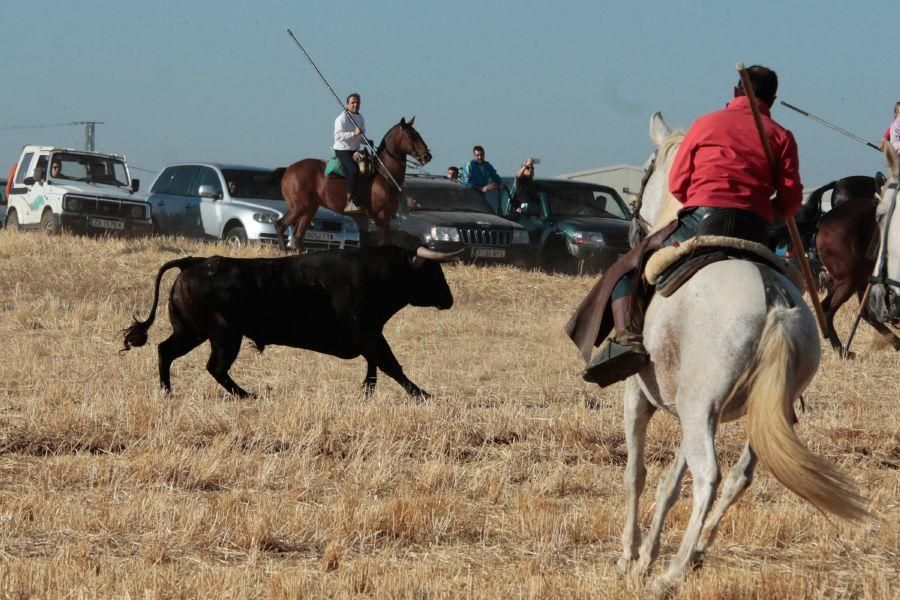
left=736, top=62, right=745, bottom=72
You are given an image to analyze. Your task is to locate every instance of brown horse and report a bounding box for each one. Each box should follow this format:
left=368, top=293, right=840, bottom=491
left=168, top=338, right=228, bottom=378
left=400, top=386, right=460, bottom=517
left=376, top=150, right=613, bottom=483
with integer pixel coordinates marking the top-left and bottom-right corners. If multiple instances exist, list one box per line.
left=814, top=175, right=900, bottom=355
left=275, top=117, right=432, bottom=251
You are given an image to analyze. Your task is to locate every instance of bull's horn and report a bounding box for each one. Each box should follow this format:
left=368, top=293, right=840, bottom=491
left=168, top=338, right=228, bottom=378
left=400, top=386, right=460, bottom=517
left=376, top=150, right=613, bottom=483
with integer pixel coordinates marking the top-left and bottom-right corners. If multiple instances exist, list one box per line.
left=416, top=247, right=465, bottom=262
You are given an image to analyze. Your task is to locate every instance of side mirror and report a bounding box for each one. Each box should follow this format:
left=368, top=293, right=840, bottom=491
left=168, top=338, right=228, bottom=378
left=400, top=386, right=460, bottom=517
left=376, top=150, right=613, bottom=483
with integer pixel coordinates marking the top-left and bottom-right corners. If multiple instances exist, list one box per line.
left=198, top=184, right=221, bottom=200
left=131, top=179, right=140, bottom=192
left=24, top=177, right=35, bottom=186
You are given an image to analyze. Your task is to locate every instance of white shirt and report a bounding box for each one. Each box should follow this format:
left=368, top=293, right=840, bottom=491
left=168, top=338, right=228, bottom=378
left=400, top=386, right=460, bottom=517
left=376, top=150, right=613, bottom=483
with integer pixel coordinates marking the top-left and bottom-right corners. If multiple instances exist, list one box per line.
left=890, top=115, right=900, bottom=155
left=333, top=111, right=366, bottom=151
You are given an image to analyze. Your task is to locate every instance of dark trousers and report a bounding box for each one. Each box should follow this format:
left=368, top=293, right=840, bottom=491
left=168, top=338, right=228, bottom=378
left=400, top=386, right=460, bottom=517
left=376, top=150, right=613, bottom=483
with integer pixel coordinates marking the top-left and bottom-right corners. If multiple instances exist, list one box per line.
left=335, top=149, right=359, bottom=196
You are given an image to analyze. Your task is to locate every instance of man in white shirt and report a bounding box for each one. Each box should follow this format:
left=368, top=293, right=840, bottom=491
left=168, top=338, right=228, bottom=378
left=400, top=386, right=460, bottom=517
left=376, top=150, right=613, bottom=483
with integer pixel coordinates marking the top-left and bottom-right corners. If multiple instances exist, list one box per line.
left=889, top=101, right=900, bottom=155
left=334, top=93, right=366, bottom=211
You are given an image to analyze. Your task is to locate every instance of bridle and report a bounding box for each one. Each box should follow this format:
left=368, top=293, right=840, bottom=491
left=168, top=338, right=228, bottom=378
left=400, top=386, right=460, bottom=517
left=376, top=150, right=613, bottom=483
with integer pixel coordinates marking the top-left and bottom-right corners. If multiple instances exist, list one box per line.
left=630, top=149, right=658, bottom=241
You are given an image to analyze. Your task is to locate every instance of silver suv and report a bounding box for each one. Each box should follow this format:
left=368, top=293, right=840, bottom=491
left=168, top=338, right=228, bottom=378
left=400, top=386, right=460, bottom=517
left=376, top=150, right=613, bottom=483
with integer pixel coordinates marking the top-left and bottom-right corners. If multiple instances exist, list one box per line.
left=147, top=163, right=359, bottom=249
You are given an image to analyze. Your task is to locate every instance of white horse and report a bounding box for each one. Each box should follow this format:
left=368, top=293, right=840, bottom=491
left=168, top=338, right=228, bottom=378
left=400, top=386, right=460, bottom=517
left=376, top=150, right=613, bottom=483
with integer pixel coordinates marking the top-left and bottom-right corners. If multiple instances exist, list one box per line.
left=614, top=113, right=868, bottom=592
left=870, top=142, right=900, bottom=326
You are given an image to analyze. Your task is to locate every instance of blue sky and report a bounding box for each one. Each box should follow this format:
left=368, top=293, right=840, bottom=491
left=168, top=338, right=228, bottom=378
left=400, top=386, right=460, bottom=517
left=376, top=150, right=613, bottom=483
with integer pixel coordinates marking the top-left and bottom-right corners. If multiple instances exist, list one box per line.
left=0, top=1, right=894, bottom=188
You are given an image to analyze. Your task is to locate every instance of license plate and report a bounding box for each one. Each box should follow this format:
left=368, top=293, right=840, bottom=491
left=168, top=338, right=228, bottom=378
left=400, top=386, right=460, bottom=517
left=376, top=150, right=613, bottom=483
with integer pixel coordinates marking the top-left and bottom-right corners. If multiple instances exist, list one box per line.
left=89, top=217, right=125, bottom=230
left=473, top=247, right=505, bottom=258
left=304, top=231, right=334, bottom=242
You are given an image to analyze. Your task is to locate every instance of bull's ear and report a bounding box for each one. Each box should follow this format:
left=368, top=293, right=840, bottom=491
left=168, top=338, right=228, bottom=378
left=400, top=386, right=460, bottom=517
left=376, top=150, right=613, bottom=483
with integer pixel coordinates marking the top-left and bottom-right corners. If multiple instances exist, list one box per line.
left=400, top=117, right=407, bottom=128
left=407, top=116, right=415, bottom=126
left=410, top=255, right=426, bottom=269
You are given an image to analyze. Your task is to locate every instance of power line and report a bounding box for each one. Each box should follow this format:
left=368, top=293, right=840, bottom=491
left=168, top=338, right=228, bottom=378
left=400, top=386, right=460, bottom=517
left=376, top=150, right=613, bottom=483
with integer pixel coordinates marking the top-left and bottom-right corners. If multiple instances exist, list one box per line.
left=0, top=120, right=104, bottom=151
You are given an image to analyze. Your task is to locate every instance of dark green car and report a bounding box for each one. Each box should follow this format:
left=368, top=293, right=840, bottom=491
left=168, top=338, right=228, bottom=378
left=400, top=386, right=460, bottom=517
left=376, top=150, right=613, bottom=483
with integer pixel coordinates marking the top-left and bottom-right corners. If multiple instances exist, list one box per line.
left=484, top=178, right=633, bottom=274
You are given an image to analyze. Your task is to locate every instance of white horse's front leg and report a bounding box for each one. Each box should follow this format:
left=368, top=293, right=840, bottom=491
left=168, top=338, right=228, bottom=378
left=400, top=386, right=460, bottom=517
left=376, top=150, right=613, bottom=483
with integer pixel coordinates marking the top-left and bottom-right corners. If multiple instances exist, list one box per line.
left=653, top=408, right=720, bottom=594
left=696, top=442, right=757, bottom=555
left=617, top=378, right=655, bottom=574
left=636, top=448, right=686, bottom=577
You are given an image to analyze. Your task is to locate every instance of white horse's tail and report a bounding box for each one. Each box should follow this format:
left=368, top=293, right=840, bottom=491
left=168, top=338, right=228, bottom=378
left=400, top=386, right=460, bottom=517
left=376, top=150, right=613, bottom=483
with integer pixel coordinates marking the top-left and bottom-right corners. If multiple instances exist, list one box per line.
left=741, top=307, right=869, bottom=521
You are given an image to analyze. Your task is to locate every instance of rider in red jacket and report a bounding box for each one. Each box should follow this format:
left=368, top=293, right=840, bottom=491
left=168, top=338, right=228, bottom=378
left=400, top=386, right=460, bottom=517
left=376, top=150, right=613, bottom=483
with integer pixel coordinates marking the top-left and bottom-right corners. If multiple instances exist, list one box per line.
left=583, top=65, right=803, bottom=386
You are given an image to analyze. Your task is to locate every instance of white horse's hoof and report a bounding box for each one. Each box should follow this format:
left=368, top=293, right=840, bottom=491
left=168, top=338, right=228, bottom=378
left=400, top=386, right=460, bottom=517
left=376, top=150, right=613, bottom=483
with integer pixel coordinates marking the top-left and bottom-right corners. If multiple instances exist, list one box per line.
left=651, top=573, right=681, bottom=596
left=616, top=557, right=635, bottom=575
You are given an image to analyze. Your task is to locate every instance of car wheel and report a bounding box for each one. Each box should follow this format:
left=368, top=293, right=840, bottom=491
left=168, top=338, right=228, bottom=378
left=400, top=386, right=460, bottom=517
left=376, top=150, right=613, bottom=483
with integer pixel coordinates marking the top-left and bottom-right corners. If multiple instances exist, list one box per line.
left=540, top=238, right=578, bottom=275
left=151, top=219, right=161, bottom=236
left=40, top=210, right=59, bottom=235
left=224, top=225, right=248, bottom=247
left=5, top=209, right=19, bottom=231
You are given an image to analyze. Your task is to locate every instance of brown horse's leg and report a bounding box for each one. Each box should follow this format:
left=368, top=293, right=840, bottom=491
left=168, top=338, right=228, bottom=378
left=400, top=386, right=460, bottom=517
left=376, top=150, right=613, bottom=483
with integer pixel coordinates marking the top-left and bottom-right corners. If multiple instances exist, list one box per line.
left=276, top=207, right=303, bottom=253
left=291, top=211, right=315, bottom=253
left=821, top=282, right=855, bottom=355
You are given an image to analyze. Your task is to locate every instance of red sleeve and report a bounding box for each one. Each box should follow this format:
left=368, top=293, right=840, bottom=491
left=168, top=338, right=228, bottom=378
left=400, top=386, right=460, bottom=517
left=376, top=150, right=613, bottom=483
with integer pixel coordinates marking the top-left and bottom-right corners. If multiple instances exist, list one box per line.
left=773, top=130, right=803, bottom=219
left=885, top=127, right=891, bottom=140
left=668, top=128, right=696, bottom=204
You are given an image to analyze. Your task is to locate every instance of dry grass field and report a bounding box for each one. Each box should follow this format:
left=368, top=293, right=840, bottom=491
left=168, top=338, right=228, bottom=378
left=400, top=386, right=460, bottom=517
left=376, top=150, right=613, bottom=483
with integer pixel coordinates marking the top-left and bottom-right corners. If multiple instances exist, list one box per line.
left=0, top=229, right=896, bottom=599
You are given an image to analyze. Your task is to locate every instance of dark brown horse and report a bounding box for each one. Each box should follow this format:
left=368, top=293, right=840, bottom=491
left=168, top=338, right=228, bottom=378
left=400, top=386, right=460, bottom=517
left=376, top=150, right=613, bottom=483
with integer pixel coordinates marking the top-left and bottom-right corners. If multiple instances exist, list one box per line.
left=275, top=117, right=432, bottom=250
left=813, top=175, right=900, bottom=355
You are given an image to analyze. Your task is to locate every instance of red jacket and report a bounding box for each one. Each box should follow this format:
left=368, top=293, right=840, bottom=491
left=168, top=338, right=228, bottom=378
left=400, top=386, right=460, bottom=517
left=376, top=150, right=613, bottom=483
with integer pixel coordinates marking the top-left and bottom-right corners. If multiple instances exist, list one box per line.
left=668, top=96, right=803, bottom=223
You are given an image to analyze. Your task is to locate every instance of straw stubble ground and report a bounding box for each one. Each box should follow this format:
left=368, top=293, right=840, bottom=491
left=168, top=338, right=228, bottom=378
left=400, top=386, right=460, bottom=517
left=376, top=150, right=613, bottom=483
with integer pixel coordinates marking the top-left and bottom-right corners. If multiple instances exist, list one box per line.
left=0, top=230, right=896, bottom=598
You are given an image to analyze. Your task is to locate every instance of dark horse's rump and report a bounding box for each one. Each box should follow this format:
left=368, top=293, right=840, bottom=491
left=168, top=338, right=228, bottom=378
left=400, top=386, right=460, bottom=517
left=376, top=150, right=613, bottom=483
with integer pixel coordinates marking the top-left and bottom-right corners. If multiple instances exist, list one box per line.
left=813, top=176, right=900, bottom=354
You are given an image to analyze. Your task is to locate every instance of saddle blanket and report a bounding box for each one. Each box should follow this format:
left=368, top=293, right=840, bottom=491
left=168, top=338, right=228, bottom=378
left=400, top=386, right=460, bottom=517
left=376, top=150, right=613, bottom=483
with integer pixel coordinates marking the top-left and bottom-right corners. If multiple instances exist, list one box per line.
left=324, top=153, right=347, bottom=179
left=645, top=235, right=804, bottom=297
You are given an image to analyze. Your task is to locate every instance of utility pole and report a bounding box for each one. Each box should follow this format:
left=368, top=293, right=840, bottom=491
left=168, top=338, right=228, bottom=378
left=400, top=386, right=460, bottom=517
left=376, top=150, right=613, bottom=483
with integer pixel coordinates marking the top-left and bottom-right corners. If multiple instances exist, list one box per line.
left=72, top=121, right=103, bottom=151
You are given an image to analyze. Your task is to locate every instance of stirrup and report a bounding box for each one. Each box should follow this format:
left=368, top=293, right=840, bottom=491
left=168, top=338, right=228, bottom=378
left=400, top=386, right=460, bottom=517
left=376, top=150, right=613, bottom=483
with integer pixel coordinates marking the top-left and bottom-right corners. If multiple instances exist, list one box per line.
left=345, top=197, right=362, bottom=213
left=582, top=338, right=648, bottom=387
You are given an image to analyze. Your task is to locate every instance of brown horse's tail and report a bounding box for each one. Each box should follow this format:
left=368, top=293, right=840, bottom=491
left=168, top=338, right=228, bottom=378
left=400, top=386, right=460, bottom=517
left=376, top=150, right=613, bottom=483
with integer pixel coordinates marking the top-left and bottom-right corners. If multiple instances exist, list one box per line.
left=120, top=257, right=206, bottom=352
left=742, top=307, right=869, bottom=521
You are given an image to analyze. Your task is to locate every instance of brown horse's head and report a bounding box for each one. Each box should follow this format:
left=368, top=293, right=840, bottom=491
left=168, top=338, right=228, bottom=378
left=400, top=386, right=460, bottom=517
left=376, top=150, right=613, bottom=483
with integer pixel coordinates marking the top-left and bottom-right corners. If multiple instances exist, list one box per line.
left=387, top=116, right=432, bottom=165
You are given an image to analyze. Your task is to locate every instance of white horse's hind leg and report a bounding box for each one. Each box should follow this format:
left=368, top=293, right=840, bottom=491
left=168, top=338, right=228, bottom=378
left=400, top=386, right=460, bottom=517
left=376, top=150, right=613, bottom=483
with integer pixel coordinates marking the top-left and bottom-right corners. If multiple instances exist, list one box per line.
left=696, top=442, right=757, bottom=554
left=635, top=448, right=686, bottom=576
left=653, top=408, right=721, bottom=593
left=617, top=378, right=656, bottom=574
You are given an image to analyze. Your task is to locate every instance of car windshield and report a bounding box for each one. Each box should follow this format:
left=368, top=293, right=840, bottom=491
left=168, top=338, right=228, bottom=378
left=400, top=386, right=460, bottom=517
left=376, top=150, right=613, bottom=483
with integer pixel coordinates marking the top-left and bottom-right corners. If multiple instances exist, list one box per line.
left=405, top=185, right=493, bottom=214
left=221, top=168, right=285, bottom=201
left=542, top=183, right=631, bottom=220
left=51, top=153, right=128, bottom=186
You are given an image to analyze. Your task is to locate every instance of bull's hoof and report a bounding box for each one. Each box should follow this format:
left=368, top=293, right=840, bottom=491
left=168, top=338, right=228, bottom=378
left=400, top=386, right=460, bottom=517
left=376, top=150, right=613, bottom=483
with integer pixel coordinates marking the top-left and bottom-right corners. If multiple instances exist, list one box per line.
left=650, top=573, right=681, bottom=597
left=361, top=380, right=376, bottom=398
left=409, top=389, right=431, bottom=402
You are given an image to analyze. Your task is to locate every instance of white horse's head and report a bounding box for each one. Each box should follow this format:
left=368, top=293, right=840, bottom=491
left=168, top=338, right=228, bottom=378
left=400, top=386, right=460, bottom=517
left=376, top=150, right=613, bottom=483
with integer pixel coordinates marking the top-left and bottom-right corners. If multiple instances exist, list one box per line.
left=870, top=142, right=900, bottom=325
left=629, top=112, right=685, bottom=246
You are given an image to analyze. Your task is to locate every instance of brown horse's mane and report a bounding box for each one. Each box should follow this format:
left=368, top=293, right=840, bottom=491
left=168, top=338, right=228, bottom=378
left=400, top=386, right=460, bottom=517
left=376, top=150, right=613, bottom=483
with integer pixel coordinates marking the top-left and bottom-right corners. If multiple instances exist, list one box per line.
left=376, top=121, right=404, bottom=155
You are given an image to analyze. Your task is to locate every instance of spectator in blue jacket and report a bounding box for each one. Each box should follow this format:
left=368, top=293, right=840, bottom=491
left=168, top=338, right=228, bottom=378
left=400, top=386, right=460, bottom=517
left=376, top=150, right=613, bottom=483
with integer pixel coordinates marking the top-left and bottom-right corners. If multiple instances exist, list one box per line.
left=461, top=145, right=503, bottom=193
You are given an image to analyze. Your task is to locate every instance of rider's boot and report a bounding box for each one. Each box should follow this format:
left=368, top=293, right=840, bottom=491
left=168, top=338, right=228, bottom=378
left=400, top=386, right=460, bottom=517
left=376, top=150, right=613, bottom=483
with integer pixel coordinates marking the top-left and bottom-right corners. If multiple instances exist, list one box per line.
left=582, top=295, right=649, bottom=386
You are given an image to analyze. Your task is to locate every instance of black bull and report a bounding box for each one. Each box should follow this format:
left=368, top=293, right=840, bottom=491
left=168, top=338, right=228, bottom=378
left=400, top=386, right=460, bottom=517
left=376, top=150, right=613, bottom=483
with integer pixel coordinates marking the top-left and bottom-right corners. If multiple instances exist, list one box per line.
left=121, top=246, right=456, bottom=399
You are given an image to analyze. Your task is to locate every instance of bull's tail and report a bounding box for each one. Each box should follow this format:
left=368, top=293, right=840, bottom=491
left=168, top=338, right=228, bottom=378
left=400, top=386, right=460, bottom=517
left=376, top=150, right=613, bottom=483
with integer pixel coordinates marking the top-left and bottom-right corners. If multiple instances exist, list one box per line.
left=120, top=257, right=206, bottom=352
left=741, top=307, right=869, bottom=521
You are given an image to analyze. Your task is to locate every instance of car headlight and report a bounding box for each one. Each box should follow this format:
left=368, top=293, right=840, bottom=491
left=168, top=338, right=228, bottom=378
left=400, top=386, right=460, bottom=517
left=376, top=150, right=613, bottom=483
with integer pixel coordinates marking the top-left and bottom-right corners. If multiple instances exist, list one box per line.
left=428, top=226, right=461, bottom=242
left=65, top=197, right=80, bottom=211
left=343, top=219, right=359, bottom=233
left=253, top=212, right=279, bottom=224
left=130, top=205, right=146, bottom=219
left=570, top=231, right=605, bottom=247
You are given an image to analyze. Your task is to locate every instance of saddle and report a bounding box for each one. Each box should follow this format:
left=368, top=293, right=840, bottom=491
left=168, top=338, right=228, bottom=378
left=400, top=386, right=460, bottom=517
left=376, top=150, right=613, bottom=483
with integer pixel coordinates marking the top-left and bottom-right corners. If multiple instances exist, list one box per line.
left=325, top=149, right=374, bottom=179
left=645, top=235, right=804, bottom=297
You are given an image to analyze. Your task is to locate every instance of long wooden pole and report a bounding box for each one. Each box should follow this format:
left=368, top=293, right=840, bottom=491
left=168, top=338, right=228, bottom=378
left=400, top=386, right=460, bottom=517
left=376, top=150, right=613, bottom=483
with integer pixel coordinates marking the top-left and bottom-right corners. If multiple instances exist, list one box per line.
left=736, top=63, right=828, bottom=338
